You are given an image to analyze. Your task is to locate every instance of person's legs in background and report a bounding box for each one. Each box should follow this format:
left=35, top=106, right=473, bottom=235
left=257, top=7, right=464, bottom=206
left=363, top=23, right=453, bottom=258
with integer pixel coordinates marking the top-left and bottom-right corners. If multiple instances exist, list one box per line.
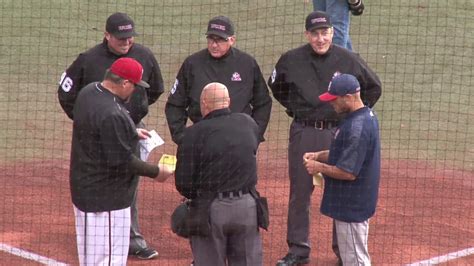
left=312, top=0, right=326, bottom=13
left=128, top=128, right=159, bottom=260
left=313, top=0, right=353, bottom=50
left=276, top=123, right=333, bottom=266
left=128, top=186, right=159, bottom=259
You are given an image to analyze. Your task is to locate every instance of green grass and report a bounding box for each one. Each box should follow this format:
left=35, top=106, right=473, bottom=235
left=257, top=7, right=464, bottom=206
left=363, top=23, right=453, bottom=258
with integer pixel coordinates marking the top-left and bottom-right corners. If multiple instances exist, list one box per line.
left=0, top=0, right=473, bottom=169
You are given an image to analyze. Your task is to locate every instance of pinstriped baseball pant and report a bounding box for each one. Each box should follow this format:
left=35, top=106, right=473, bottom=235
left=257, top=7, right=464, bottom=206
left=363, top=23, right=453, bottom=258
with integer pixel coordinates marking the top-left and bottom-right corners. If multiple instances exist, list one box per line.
left=73, top=206, right=131, bottom=266
left=335, top=219, right=371, bottom=266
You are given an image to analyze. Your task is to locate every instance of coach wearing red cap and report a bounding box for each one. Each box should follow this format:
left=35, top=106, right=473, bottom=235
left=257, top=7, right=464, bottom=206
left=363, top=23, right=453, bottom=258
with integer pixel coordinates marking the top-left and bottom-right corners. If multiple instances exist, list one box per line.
left=303, top=73, right=381, bottom=265
left=58, top=12, right=164, bottom=259
left=69, top=58, right=174, bottom=266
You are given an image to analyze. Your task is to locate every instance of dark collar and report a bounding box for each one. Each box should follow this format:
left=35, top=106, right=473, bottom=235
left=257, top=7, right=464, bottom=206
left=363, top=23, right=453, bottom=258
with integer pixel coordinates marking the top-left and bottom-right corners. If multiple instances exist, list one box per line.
left=101, top=38, right=134, bottom=56
left=346, top=106, right=369, bottom=119
left=203, top=108, right=231, bottom=120
left=308, top=43, right=333, bottom=57
left=207, top=47, right=234, bottom=61
left=96, top=83, right=126, bottom=104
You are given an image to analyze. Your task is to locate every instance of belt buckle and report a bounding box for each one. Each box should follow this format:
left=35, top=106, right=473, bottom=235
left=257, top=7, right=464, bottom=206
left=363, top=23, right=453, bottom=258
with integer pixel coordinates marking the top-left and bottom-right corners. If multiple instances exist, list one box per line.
left=315, top=121, right=324, bottom=130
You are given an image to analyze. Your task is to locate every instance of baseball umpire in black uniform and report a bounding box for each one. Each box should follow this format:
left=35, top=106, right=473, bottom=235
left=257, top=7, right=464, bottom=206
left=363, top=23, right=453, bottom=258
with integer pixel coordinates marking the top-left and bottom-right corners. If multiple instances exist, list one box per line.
left=165, top=15, right=272, bottom=145
left=175, top=82, right=264, bottom=266
left=70, top=57, right=174, bottom=265
left=269, top=11, right=382, bottom=266
left=58, top=13, right=164, bottom=259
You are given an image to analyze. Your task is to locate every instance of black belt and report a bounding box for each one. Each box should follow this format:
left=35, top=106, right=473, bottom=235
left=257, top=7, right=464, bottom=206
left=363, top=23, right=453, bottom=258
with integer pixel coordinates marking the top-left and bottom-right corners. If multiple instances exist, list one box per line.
left=298, top=120, right=339, bottom=130
left=217, top=187, right=250, bottom=199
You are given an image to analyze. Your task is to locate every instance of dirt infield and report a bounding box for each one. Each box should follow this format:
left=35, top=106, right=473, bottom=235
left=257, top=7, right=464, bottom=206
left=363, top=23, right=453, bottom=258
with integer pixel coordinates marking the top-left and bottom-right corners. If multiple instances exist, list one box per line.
left=0, top=157, right=473, bottom=265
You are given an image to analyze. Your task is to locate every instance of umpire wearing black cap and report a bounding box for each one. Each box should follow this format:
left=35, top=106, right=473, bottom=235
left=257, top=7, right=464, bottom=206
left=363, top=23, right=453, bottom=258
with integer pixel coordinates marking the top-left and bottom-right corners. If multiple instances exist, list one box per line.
left=57, top=12, right=164, bottom=260
left=165, top=15, right=272, bottom=146
left=269, top=11, right=381, bottom=266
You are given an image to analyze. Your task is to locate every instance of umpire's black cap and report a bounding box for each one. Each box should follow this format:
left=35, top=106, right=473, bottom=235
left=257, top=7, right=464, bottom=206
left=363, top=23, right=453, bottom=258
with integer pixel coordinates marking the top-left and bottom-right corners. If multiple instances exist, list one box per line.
left=206, top=16, right=235, bottom=40
left=305, top=11, right=332, bottom=31
left=106, top=12, right=138, bottom=39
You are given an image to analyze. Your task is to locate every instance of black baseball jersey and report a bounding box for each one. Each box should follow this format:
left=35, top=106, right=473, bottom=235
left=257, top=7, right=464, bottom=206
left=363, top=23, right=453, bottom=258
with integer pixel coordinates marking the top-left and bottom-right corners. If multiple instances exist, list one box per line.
left=175, top=108, right=259, bottom=199
left=58, top=39, right=164, bottom=124
left=70, top=82, right=139, bottom=212
left=268, top=44, right=382, bottom=122
left=165, top=47, right=272, bottom=144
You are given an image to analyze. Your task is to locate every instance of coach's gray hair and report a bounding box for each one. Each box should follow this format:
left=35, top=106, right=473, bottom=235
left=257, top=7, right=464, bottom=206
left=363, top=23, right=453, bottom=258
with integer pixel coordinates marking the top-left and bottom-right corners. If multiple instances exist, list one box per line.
left=103, top=69, right=125, bottom=85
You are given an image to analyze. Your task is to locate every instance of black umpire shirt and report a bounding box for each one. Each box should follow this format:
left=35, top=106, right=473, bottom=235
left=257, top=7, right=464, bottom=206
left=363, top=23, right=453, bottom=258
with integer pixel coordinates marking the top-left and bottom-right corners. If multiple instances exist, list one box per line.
left=175, top=108, right=259, bottom=199
left=70, top=82, right=139, bottom=212
left=268, top=44, right=382, bottom=122
left=58, top=39, right=164, bottom=124
left=165, top=47, right=272, bottom=144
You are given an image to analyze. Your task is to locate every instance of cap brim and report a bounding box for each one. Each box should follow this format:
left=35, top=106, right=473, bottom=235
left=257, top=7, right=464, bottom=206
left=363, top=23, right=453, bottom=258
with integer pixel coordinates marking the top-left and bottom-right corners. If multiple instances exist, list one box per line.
left=137, top=80, right=150, bottom=88
left=307, top=24, right=332, bottom=32
left=112, top=31, right=138, bottom=39
left=205, top=30, right=230, bottom=40
left=319, top=92, right=338, bottom=102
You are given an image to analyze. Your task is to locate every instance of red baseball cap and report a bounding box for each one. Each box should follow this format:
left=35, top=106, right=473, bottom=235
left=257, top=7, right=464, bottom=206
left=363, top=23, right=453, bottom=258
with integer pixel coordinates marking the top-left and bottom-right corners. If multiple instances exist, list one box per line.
left=110, top=57, right=150, bottom=88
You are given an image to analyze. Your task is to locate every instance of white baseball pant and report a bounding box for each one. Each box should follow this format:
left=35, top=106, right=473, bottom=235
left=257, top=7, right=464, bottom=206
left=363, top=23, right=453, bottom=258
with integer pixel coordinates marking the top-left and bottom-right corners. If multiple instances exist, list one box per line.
left=73, top=205, right=131, bottom=266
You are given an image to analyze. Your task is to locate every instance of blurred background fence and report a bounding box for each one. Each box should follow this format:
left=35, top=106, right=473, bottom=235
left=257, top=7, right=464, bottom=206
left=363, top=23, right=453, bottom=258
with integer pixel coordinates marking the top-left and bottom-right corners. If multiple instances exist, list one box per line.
left=0, top=0, right=473, bottom=265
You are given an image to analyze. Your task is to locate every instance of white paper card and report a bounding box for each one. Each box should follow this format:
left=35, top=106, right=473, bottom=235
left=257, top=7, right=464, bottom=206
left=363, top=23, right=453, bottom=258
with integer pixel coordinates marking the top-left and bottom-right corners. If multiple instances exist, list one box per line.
left=139, top=130, right=164, bottom=161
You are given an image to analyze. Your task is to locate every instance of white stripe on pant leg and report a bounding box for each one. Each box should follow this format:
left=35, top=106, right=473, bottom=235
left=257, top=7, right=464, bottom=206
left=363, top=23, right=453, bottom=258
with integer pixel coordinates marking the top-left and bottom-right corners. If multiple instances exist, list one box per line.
left=349, top=220, right=371, bottom=266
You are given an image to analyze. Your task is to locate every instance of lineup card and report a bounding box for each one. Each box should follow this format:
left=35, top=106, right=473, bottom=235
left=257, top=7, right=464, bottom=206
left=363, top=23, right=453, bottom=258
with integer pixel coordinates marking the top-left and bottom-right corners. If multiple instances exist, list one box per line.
left=139, top=130, right=165, bottom=161
left=159, top=154, right=177, bottom=171
left=313, top=172, right=324, bottom=188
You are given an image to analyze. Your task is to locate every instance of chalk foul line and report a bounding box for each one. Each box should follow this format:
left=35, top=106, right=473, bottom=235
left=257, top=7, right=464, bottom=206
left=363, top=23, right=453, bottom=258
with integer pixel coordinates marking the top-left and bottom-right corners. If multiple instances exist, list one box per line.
left=406, top=247, right=474, bottom=265
left=0, top=243, right=68, bottom=265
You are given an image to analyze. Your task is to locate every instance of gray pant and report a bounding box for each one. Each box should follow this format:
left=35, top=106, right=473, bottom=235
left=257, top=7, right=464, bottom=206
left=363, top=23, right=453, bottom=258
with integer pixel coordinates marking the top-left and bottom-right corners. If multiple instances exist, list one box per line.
left=129, top=184, right=147, bottom=252
left=191, top=193, right=262, bottom=266
left=129, top=125, right=148, bottom=253
left=335, top=220, right=371, bottom=265
left=287, top=121, right=335, bottom=257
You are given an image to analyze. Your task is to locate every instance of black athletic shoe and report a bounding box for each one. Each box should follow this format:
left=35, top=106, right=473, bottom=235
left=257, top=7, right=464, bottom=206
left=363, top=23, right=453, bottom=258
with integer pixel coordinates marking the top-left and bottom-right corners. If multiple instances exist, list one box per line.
left=132, top=247, right=159, bottom=260
left=276, top=253, right=310, bottom=266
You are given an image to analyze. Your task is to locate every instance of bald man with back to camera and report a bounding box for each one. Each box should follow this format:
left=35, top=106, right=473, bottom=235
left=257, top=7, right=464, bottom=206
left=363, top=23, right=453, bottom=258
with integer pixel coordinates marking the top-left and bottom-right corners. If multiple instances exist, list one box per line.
left=175, top=82, right=265, bottom=266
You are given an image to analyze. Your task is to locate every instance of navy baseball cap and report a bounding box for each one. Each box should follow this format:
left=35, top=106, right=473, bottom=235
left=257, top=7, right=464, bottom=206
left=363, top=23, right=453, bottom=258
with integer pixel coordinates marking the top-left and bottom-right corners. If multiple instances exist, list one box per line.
left=305, top=11, right=332, bottom=31
left=106, top=12, right=138, bottom=39
left=206, top=16, right=235, bottom=40
left=319, top=74, right=360, bottom=102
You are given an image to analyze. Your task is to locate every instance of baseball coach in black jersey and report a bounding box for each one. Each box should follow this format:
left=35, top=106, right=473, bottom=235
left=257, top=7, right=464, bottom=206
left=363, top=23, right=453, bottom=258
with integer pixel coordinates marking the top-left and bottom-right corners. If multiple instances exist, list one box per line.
left=57, top=13, right=164, bottom=259
left=269, top=11, right=381, bottom=266
left=69, top=57, right=174, bottom=266
left=165, top=15, right=272, bottom=145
